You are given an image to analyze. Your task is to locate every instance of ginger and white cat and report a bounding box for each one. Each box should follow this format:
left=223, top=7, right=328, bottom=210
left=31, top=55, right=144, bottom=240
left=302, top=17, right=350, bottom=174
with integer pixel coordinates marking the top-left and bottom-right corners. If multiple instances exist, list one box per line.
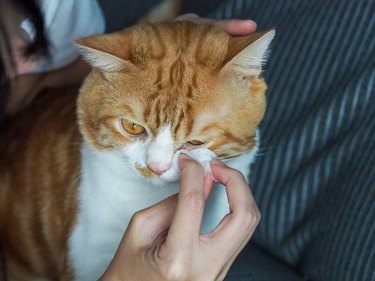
left=0, top=21, right=274, bottom=280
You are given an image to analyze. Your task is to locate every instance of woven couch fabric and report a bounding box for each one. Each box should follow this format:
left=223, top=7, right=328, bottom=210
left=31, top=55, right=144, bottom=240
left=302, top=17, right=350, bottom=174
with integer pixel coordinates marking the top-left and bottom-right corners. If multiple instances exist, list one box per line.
left=225, top=243, right=302, bottom=281
left=98, top=0, right=160, bottom=31
left=210, top=1, right=375, bottom=280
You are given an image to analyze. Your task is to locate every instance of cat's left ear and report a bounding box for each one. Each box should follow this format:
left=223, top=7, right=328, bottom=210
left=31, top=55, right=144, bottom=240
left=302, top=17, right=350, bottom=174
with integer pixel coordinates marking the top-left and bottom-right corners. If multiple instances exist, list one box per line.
left=222, top=29, right=275, bottom=78
left=75, top=31, right=132, bottom=72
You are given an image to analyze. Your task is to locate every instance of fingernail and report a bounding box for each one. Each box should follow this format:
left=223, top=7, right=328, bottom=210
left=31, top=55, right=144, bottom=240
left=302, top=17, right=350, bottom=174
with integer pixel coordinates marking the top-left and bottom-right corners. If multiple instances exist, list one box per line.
left=178, top=153, right=192, bottom=168
left=210, top=172, right=218, bottom=183
left=179, top=153, right=192, bottom=160
left=243, top=20, right=257, bottom=30
left=245, top=19, right=256, bottom=25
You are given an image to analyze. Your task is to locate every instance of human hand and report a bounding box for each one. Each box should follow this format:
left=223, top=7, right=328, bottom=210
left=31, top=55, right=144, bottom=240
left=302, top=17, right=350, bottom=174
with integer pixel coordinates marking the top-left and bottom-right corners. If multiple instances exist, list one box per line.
left=175, top=13, right=257, bottom=36
left=100, top=155, right=261, bottom=281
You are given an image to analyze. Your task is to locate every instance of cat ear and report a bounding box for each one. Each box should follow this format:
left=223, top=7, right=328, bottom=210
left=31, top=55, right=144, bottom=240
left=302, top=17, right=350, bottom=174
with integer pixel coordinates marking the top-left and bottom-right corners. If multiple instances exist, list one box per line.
left=75, top=31, right=132, bottom=72
left=222, top=29, right=275, bottom=78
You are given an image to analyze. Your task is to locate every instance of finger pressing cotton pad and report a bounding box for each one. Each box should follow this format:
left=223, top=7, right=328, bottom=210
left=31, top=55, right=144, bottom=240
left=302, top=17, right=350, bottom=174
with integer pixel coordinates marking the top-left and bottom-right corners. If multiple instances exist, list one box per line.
left=172, top=148, right=217, bottom=175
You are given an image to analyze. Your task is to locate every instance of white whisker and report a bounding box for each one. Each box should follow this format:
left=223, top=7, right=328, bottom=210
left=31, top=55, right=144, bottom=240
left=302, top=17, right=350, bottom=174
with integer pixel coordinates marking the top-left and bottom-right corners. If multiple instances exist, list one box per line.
left=218, top=152, right=244, bottom=160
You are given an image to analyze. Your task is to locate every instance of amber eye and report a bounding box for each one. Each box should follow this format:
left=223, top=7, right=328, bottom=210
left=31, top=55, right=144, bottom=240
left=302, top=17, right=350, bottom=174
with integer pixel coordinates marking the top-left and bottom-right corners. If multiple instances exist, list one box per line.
left=188, top=140, right=205, bottom=146
left=121, top=119, right=146, bottom=136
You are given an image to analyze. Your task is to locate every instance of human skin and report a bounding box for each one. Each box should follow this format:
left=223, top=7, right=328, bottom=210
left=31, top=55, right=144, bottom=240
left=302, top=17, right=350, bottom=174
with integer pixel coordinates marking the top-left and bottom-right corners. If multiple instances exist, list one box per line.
left=0, top=0, right=91, bottom=115
left=100, top=155, right=261, bottom=281
left=175, top=13, right=257, bottom=36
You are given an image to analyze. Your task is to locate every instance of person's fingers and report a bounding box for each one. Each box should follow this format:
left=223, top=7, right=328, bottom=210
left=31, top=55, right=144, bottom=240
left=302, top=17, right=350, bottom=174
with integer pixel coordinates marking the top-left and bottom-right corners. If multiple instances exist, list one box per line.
left=204, top=173, right=214, bottom=200
left=102, top=197, right=179, bottom=281
left=212, top=19, right=257, bottom=36
left=212, top=161, right=257, bottom=216
left=125, top=194, right=178, bottom=248
left=166, top=154, right=206, bottom=248
left=207, top=161, right=260, bottom=258
left=174, top=13, right=257, bottom=36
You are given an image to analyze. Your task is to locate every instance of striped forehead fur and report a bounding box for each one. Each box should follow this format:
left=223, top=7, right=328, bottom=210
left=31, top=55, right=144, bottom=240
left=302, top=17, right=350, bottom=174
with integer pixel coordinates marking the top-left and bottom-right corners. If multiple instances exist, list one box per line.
left=77, top=21, right=273, bottom=158
left=128, top=22, right=229, bottom=67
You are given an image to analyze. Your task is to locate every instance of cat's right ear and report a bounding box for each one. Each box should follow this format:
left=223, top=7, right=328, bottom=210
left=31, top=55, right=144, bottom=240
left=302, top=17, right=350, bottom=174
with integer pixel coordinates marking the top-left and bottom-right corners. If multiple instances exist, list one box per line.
left=75, top=31, right=132, bottom=72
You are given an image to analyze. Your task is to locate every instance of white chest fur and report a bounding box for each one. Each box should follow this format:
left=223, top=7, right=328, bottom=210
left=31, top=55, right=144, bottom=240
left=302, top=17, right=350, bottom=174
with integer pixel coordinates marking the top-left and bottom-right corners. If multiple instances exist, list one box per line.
left=68, top=142, right=255, bottom=280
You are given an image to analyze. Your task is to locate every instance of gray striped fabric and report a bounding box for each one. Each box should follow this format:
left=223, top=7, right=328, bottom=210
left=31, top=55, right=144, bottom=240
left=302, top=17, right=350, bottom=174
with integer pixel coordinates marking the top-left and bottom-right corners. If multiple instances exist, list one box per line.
left=209, top=1, right=375, bottom=281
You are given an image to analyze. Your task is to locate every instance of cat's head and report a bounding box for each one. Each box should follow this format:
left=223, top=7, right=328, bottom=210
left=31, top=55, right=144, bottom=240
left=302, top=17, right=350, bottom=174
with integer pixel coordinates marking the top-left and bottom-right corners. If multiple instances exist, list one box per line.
left=76, top=21, right=274, bottom=183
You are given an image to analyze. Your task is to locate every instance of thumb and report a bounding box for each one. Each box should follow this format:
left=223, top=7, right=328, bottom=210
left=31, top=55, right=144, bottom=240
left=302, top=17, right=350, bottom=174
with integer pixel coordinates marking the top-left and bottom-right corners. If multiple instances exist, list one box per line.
left=125, top=194, right=178, bottom=248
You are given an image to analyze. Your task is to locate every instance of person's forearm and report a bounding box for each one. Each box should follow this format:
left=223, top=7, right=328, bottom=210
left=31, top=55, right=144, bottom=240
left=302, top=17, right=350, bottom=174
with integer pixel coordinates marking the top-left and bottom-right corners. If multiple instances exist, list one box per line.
left=42, top=57, right=91, bottom=89
left=6, top=57, right=90, bottom=115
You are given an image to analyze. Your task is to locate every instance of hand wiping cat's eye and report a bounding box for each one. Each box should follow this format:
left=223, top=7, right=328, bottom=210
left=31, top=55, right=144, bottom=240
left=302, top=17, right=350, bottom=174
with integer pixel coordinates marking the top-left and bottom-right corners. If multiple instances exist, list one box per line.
left=99, top=156, right=260, bottom=281
left=174, top=13, right=257, bottom=36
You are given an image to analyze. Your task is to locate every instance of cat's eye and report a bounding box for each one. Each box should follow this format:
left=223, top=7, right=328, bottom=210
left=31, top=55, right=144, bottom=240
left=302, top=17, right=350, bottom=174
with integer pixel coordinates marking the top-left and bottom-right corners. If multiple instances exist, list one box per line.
left=121, top=119, right=146, bottom=136
left=187, top=140, right=205, bottom=146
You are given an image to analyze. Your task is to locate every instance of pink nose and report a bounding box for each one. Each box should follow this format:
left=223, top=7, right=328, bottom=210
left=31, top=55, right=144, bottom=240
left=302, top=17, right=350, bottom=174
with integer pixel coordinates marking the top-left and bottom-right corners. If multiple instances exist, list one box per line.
left=147, top=162, right=171, bottom=176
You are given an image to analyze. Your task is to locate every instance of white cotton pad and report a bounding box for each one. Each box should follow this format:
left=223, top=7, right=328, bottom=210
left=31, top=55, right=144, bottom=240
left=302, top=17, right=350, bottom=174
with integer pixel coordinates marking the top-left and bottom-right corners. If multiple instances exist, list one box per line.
left=172, top=148, right=217, bottom=175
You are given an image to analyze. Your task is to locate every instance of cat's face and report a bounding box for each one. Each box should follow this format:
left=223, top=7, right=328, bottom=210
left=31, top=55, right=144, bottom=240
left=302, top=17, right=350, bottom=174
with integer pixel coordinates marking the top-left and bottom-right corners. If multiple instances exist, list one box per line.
left=76, top=22, right=274, bottom=183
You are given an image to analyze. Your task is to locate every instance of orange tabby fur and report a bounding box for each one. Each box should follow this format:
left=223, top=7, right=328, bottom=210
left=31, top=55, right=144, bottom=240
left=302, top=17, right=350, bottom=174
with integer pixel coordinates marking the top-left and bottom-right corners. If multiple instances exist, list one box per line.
left=0, top=21, right=269, bottom=280
left=0, top=89, right=80, bottom=280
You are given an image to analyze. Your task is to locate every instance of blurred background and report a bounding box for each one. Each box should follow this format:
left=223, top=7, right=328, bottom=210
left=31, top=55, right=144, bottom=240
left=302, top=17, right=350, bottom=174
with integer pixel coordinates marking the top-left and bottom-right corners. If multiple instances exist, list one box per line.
left=98, top=0, right=227, bottom=31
